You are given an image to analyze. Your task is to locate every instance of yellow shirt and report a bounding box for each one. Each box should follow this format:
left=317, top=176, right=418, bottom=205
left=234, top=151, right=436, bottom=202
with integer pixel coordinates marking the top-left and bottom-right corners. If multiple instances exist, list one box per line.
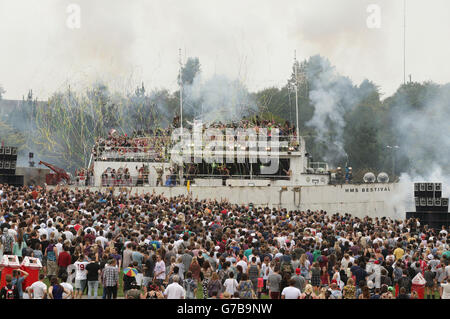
left=393, top=247, right=404, bottom=260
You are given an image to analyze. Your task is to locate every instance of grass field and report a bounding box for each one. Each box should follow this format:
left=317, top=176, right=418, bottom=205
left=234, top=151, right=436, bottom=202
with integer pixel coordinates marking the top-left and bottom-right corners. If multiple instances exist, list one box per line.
left=39, top=272, right=440, bottom=299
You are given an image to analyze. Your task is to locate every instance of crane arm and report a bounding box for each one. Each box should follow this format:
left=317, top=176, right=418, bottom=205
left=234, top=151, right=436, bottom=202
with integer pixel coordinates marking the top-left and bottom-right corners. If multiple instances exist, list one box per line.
left=38, top=161, right=70, bottom=181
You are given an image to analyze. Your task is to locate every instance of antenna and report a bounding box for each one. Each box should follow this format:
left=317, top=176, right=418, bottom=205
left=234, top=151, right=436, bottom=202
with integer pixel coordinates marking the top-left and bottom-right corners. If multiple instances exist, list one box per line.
left=403, top=0, right=406, bottom=85
left=294, top=50, right=300, bottom=145
left=179, top=48, right=183, bottom=134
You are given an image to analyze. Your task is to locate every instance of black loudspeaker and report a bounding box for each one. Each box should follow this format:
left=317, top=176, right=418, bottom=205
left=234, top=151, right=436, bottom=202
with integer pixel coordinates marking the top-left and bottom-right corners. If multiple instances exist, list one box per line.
left=407, top=211, right=450, bottom=229
left=435, top=198, right=442, bottom=207
left=419, top=183, right=426, bottom=192
left=435, top=182, right=442, bottom=198
left=415, top=197, right=420, bottom=207
left=415, top=183, right=429, bottom=197
left=426, top=183, right=434, bottom=197
left=427, top=197, right=434, bottom=211
left=0, top=174, right=24, bottom=187
left=4, top=161, right=10, bottom=169
left=443, top=198, right=449, bottom=209
left=0, top=147, right=3, bottom=155
left=420, top=197, right=427, bottom=207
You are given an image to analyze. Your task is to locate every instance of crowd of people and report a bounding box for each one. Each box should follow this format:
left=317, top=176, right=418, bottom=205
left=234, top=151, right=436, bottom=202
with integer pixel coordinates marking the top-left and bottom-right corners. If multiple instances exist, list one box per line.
left=0, top=183, right=449, bottom=300
left=92, top=129, right=172, bottom=163
left=91, top=117, right=299, bottom=164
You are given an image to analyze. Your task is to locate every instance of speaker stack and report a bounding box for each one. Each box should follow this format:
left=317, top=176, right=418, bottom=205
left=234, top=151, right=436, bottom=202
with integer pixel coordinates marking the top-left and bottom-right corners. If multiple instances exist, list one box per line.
left=408, top=182, right=449, bottom=229
left=0, top=145, right=24, bottom=187
left=414, top=182, right=448, bottom=212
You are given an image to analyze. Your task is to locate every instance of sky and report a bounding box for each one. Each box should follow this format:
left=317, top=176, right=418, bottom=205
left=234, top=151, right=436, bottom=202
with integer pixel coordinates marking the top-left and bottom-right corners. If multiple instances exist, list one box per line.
left=0, top=0, right=450, bottom=100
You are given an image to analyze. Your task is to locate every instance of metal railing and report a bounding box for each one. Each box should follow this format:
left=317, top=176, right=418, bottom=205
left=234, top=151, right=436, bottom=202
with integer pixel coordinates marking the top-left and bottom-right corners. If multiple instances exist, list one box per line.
left=92, top=135, right=301, bottom=162
left=98, top=173, right=292, bottom=187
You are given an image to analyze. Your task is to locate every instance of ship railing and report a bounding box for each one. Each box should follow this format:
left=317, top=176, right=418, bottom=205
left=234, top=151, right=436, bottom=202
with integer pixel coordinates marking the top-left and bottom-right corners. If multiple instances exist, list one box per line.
left=97, top=174, right=291, bottom=187
left=92, top=135, right=300, bottom=161
left=305, top=162, right=329, bottom=174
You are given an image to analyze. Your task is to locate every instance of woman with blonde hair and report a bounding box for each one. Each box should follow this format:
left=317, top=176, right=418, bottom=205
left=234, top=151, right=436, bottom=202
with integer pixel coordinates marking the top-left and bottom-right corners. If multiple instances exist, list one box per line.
left=333, top=241, right=342, bottom=259
left=300, top=284, right=317, bottom=299
left=299, top=254, right=311, bottom=281
left=207, top=272, right=223, bottom=298
left=343, top=278, right=356, bottom=299
left=318, top=287, right=328, bottom=299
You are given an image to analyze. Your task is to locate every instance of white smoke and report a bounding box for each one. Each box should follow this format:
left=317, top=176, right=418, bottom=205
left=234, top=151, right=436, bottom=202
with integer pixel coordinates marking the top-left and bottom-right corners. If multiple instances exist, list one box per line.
left=389, top=83, right=450, bottom=216
left=304, top=55, right=360, bottom=163
left=183, top=73, right=257, bottom=123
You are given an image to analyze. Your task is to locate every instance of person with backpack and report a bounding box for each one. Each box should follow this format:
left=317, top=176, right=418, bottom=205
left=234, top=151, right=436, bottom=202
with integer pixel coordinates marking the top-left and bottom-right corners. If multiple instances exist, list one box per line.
left=0, top=274, right=20, bottom=299
left=45, top=239, right=59, bottom=279
left=397, top=269, right=412, bottom=295
left=300, top=284, right=318, bottom=299
left=183, top=271, right=197, bottom=299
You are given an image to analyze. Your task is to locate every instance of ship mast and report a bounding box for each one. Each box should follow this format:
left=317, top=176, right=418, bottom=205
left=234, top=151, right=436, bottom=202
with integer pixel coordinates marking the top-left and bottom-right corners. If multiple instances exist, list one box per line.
left=403, top=0, right=406, bottom=85
left=179, top=48, right=183, bottom=134
left=294, top=50, right=300, bottom=146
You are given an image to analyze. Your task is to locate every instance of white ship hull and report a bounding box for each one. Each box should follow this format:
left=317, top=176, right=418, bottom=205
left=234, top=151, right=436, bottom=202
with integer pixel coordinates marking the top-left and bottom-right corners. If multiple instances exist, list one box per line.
left=72, top=182, right=411, bottom=220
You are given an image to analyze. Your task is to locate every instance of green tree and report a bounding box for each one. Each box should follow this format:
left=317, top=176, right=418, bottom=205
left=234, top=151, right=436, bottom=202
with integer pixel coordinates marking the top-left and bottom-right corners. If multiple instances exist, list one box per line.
left=181, top=57, right=201, bottom=85
left=0, top=85, right=5, bottom=100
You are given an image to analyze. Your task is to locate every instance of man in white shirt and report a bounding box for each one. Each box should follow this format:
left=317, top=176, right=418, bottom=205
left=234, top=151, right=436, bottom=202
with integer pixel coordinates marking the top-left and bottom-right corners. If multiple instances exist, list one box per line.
left=95, top=231, right=108, bottom=248
left=74, top=256, right=89, bottom=299
left=164, top=275, right=185, bottom=299
left=28, top=274, right=47, bottom=299
left=223, top=272, right=239, bottom=295
left=281, top=279, right=301, bottom=299
left=60, top=274, right=74, bottom=299
left=236, top=255, right=248, bottom=274
left=62, top=227, right=74, bottom=242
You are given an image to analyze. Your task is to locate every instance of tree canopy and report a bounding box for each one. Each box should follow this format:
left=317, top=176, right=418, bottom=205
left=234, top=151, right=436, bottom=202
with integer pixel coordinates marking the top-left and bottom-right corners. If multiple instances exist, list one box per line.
left=1, top=55, right=448, bottom=180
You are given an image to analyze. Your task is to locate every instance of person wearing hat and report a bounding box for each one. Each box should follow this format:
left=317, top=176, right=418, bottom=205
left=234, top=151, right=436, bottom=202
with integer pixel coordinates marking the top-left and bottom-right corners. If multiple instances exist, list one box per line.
left=329, top=282, right=342, bottom=299
left=291, top=268, right=306, bottom=293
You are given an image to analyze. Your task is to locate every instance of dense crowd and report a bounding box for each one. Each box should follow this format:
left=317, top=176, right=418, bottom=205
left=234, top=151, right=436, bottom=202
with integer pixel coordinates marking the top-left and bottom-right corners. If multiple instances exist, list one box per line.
left=92, top=130, right=172, bottom=163
left=91, top=117, right=299, bottom=163
left=0, top=183, right=449, bottom=300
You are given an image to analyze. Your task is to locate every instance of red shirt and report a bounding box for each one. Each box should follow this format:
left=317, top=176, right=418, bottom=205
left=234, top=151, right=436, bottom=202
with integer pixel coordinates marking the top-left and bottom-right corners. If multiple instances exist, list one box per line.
left=58, top=251, right=72, bottom=267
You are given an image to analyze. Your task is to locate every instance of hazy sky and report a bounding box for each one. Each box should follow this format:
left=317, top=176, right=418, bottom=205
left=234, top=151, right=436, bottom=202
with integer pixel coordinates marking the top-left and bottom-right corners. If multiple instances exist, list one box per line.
left=1, top=0, right=449, bottom=100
